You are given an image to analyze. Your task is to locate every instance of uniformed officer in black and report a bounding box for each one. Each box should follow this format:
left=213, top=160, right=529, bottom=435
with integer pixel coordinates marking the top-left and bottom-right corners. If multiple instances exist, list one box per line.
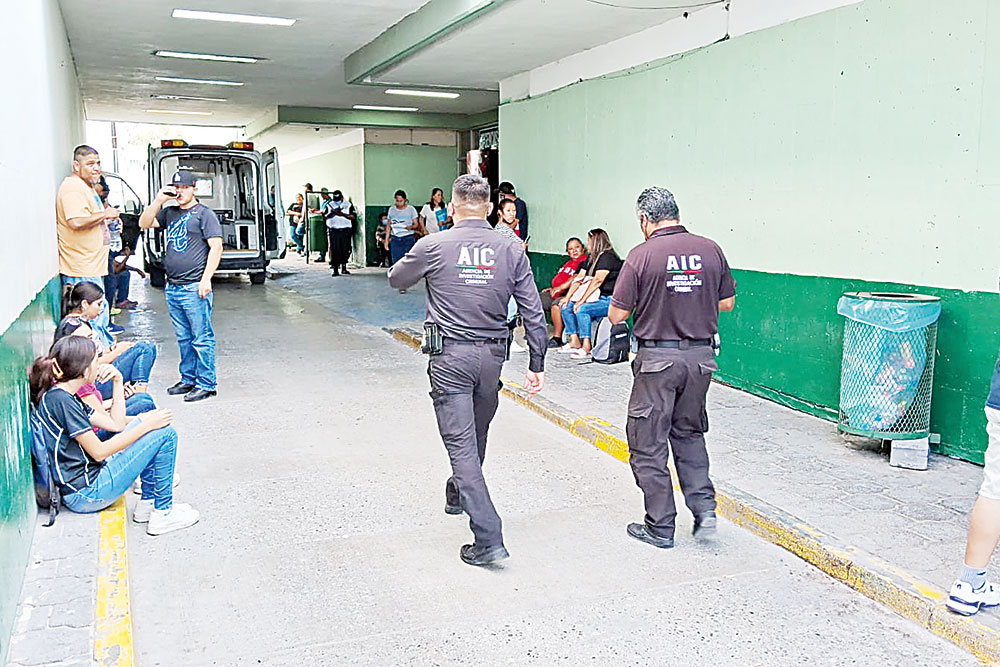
left=609, top=187, right=736, bottom=549
left=388, top=174, right=548, bottom=566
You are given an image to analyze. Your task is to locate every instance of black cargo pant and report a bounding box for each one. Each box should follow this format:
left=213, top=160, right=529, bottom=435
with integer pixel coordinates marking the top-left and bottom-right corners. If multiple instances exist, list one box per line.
left=626, top=346, right=718, bottom=538
left=328, top=227, right=352, bottom=268
left=428, top=339, right=506, bottom=547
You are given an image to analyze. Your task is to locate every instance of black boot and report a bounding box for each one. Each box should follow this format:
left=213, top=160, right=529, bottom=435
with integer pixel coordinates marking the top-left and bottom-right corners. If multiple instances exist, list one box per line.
left=460, top=543, right=509, bottom=566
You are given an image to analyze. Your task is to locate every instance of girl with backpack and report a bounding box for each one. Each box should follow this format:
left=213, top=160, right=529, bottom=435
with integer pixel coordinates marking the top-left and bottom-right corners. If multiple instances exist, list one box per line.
left=29, top=336, right=199, bottom=535
left=58, top=282, right=157, bottom=398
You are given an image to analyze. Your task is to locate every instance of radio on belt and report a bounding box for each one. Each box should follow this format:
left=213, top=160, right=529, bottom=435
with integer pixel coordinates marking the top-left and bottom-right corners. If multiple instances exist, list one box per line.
left=421, top=323, right=443, bottom=355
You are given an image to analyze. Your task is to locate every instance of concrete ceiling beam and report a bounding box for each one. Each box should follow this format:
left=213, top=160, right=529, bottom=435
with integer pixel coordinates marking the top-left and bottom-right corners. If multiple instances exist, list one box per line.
left=344, top=0, right=509, bottom=86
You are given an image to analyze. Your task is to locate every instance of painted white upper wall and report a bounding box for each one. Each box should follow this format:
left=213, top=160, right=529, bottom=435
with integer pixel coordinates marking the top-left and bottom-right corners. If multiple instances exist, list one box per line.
left=1, top=0, right=83, bottom=332
left=500, top=0, right=861, bottom=103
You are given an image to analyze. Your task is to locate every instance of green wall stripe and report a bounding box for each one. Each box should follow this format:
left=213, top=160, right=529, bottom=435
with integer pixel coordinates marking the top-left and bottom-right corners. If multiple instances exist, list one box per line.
left=529, top=250, right=996, bottom=464
left=1, top=277, right=59, bottom=664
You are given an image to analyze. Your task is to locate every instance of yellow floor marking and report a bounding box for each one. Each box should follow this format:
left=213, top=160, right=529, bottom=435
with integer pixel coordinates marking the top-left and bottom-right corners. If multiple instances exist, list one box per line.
left=94, top=497, right=134, bottom=666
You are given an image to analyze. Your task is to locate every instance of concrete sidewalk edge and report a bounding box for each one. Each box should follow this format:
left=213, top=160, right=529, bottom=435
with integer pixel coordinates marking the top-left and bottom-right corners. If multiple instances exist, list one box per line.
left=94, top=498, right=134, bottom=666
left=391, top=327, right=1000, bottom=663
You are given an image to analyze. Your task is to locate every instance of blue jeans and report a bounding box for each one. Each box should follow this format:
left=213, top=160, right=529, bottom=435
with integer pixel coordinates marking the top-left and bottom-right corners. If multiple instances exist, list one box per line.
left=165, top=283, right=216, bottom=391
left=390, top=235, right=417, bottom=265
left=97, top=342, right=158, bottom=399
left=561, top=296, right=611, bottom=340
left=62, top=275, right=113, bottom=348
left=94, top=393, right=159, bottom=439
left=62, top=422, right=178, bottom=512
left=103, top=254, right=131, bottom=305
left=291, top=223, right=305, bottom=252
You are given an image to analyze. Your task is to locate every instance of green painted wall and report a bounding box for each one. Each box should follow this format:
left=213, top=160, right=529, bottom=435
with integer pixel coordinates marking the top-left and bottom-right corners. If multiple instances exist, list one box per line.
left=363, top=144, right=458, bottom=266
left=529, top=248, right=998, bottom=464
left=1, top=279, right=59, bottom=663
left=280, top=143, right=367, bottom=262
left=506, top=0, right=1000, bottom=463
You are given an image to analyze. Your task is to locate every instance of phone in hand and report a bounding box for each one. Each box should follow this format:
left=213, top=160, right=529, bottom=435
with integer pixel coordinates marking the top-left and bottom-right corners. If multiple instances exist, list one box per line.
left=163, top=190, right=177, bottom=198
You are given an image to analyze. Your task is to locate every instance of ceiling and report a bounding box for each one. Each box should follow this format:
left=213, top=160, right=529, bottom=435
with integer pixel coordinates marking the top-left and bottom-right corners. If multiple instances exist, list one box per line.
left=376, top=0, right=686, bottom=90
left=60, top=0, right=696, bottom=128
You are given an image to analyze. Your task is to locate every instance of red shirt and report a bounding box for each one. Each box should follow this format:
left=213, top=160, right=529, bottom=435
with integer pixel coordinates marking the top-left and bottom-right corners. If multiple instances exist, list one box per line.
left=551, top=255, right=588, bottom=290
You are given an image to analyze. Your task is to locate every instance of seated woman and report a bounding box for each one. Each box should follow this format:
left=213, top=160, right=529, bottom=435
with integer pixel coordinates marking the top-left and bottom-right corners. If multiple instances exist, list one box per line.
left=29, top=336, right=199, bottom=534
left=58, top=282, right=156, bottom=398
left=558, top=228, right=624, bottom=359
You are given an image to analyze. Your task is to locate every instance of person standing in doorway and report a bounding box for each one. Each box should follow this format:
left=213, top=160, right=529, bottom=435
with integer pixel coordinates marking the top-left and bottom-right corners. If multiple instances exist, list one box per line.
left=56, top=145, right=120, bottom=348
left=139, top=171, right=223, bottom=403
left=608, top=187, right=735, bottom=549
left=420, top=188, right=451, bottom=233
left=323, top=190, right=357, bottom=277
left=498, top=182, right=528, bottom=242
left=388, top=174, right=548, bottom=567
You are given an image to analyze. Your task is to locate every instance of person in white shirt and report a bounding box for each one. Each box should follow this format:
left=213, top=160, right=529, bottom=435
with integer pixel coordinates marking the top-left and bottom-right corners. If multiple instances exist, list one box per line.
left=419, top=187, right=451, bottom=233
left=385, top=189, right=420, bottom=266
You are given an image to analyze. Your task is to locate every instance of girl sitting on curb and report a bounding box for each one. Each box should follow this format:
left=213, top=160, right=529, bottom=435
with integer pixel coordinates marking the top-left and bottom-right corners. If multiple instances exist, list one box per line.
left=57, top=282, right=157, bottom=398
left=29, top=336, right=199, bottom=535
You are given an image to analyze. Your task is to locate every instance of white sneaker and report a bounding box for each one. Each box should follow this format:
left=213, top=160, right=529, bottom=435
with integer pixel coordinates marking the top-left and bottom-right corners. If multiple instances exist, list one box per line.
left=133, top=471, right=180, bottom=495
left=559, top=345, right=580, bottom=354
left=132, top=499, right=154, bottom=524
left=146, top=504, right=200, bottom=536
left=509, top=339, right=527, bottom=353
left=946, top=579, right=1000, bottom=615
left=570, top=348, right=590, bottom=360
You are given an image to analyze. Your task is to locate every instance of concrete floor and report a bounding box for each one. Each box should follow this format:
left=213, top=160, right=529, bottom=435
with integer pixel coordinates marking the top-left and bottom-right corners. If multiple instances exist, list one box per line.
left=120, top=272, right=975, bottom=666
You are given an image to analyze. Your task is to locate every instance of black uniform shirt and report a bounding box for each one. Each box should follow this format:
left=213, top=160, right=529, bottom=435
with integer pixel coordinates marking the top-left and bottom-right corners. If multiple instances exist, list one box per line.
left=611, top=226, right=735, bottom=341
left=387, top=218, right=548, bottom=372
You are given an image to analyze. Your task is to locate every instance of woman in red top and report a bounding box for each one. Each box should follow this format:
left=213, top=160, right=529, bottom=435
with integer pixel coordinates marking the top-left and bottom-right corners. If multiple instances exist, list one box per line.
left=541, top=237, right=587, bottom=347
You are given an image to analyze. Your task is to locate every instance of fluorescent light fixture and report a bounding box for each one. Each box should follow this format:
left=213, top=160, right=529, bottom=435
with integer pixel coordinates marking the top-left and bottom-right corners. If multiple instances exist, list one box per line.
left=385, top=89, right=460, bottom=99
left=152, top=94, right=226, bottom=102
left=171, top=9, right=296, bottom=26
left=155, top=50, right=258, bottom=64
left=353, top=105, right=419, bottom=112
left=155, top=76, right=244, bottom=87
left=146, top=109, right=214, bottom=116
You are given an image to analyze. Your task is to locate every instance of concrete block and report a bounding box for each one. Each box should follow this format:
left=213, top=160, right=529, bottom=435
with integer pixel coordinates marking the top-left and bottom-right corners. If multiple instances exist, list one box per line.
left=890, top=437, right=930, bottom=471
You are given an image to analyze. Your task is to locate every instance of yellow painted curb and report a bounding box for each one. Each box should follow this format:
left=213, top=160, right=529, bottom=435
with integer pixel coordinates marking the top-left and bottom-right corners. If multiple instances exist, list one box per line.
left=94, top=497, right=134, bottom=666
left=392, top=327, right=1000, bottom=663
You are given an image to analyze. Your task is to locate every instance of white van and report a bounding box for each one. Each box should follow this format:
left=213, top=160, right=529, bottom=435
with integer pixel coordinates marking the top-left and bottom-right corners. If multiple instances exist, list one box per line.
left=144, top=140, right=285, bottom=285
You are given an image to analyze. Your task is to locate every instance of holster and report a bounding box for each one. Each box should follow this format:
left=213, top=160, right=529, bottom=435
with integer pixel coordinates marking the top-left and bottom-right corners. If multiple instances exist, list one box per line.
left=421, top=323, right=443, bottom=355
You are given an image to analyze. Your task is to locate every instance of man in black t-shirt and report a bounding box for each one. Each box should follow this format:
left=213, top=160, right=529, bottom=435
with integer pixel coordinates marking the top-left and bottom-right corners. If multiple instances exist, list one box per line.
left=139, top=171, right=223, bottom=402
left=609, top=187, right=736, bottom=550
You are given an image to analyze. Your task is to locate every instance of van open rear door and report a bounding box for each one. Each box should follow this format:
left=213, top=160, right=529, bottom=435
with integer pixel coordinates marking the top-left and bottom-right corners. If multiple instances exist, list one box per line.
left=262, top=148, right=286, bottom=259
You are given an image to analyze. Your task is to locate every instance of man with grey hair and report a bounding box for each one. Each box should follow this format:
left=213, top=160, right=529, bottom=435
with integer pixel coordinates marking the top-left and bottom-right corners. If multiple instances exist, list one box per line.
left=388, top=174, right=548, bottom=566
left=609, top=186, right=736, bottom=549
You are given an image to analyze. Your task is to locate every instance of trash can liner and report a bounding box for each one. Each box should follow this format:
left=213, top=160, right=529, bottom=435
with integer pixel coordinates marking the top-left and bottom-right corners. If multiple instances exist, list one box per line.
left=837, top=294, right=941, bottom=434
left=836, top=296, right=941, bottom=333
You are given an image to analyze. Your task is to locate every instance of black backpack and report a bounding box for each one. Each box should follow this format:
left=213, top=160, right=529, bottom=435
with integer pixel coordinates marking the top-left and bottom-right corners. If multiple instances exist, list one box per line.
left=29, top=412, right=61, bottom=526
left=592, top=319, right=630, bottom=364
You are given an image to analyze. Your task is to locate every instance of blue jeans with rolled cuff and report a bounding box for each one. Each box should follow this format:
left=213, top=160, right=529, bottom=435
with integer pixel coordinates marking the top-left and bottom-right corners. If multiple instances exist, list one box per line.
left=561, top=296, right=611, bottom=340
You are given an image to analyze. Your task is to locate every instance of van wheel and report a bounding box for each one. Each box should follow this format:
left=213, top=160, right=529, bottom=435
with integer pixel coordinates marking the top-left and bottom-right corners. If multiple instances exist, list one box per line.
left=149, top=266, right=166, bottom=288
left=250, top=272, right=266, bottom=285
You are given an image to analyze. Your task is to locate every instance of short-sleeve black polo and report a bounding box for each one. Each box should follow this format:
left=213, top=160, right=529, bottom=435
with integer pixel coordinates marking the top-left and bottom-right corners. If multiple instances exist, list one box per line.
left=611, top=225, right=735, bottom=341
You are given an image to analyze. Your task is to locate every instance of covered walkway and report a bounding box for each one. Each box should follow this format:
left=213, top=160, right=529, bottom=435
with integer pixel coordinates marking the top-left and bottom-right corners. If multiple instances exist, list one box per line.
left=13, top=263, right=974, bottom=665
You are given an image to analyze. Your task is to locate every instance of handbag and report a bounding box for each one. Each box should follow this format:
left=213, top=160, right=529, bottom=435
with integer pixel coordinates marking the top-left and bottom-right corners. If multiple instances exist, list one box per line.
left=569, top=277, right=600, bottom=304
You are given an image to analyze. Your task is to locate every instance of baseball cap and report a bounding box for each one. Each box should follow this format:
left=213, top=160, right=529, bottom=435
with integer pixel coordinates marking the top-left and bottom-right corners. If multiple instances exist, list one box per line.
left=498, top=181, right=515, bottom=195
left=304, top=182, right=313, bottom=191
left=170, top=171, right=197, bottom=187
left=320, top=187, right=329, bottom=194
left=332, top=189, right=343, bottom=201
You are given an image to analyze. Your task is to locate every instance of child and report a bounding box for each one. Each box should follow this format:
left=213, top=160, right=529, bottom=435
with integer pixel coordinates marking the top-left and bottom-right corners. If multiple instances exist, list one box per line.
left=58, top=282, right=157, bottom=398
left=375, top=213, right=391, bottom=268
left=29, top=336, right=199, bottom=534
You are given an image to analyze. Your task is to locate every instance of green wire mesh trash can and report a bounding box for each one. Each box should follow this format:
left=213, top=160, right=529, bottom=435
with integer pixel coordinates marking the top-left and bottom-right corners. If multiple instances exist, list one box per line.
left=308, top=214, right=327, bottom=254
left=836, top=292, right=941, bottom=440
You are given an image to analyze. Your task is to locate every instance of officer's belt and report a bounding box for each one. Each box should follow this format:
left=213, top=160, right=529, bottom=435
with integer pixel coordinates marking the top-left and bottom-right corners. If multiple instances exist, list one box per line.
left=638, top=338, right=713, bottom=349
left=443, top=336, right=507, bottom=346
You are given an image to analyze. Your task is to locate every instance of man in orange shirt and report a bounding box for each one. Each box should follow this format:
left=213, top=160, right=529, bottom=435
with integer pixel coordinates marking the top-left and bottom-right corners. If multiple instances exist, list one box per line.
left=56, top=145, right=121, bottom=347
